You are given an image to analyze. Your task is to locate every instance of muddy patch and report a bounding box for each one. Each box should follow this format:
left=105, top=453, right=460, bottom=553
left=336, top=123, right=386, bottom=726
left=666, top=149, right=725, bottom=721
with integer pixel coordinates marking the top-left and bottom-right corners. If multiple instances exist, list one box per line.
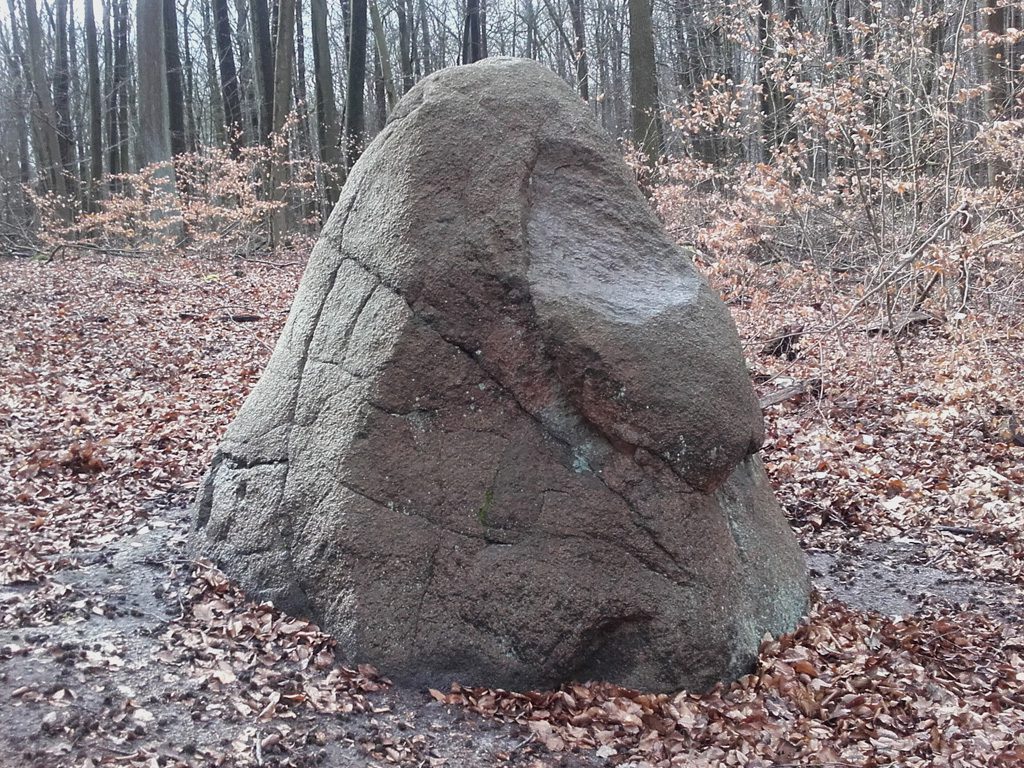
left=0, top=499, right=567, bottom=768
left=807, top=538, right=1024, bottom=620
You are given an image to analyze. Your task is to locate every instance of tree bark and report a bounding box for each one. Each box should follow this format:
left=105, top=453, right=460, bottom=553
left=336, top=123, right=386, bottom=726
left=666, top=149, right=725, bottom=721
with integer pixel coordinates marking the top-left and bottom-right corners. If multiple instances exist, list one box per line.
left=628, top=0, right=663, bottom=165
left=68, top=0, right=89, bottom=196
left=983, top=0, right=1007, bottom=184
left=294, top=0, right=317, bottom=220
left=234, top=0, right=260, bottom=143
left=418, top=0, right=433, bottom=74
left=758, top=0, right=777, bottom=156
left=250, top=0, right=276, bottom=143
left=202, top=0, right=225, bottom=145
left=138, top=0, right=170, bottom=167
left=373, top=44, right=386, bottom=129
left=311, top=0, right=340, bottom=201
left=164, top=0, right=187, bottom=156
left=1, top=0, right=32, bottom=190
left=180, top=0, right=199, bottom=150
left=344, top=0, right=368, bottom=169
left=370, top=0, right=398, bottom=111
left=137, top=0, right=179, bottom=227
left=480, top=0, right=488, bottom=57
left=984, top=0, right=1008, bottom=119
left=568, top=0, right=589, bottom=100
left=396, top=0, right=414, bottom=91
left=114, top=0, right=131, bottom=178
left=523, top=0, right=536, bottom=58
left=55, top=0, right=80, bottom=203
left=214, top=0, right=244, bottom=153
left=462, top=0, right=483, bottom=64
left=24, top=0, right=69, bottom=203
left=85, top=0, right=104, bottom=207
left=407, top=0, right=419, bottom=76
left=104, top=0, right=118, bottom=186
left=269, top=0, right=296, bottom=243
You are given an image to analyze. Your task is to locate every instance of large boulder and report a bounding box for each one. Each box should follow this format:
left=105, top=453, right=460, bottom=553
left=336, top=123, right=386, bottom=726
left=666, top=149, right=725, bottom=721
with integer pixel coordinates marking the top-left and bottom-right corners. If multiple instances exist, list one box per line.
left=191, top=58, right=808, bottom=693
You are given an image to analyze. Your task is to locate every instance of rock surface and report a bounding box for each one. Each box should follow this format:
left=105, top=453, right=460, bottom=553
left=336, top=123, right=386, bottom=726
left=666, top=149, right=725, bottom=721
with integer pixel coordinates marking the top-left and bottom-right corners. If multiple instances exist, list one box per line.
left=191, top=58, right=809, bottom=693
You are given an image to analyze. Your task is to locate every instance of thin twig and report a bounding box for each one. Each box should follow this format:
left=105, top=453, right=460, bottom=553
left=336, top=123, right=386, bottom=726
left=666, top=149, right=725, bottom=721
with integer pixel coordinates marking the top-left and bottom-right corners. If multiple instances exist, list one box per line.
left=818, top=204, right=966, bottom=335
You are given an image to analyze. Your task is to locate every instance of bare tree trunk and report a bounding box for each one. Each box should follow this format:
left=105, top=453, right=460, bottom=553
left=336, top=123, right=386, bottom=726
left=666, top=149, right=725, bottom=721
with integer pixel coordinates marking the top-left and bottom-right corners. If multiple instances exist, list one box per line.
left=396, top=0, right=414, bottom=91
left=251, top=0, right=276, bottom=143
left=609, top=0, right=629, bottom=134
left=164, top=0, right=187, bottom=157
left=0, top=25, right=22, bottom=210
left=418, top=0, right=433, bottom=74
left=234, top=0, right=260, bottom=143
left=54, top=0, right=80, bottom=205
left=269, top=0, right=295, bottom=243
left=2, top=0, right=32, bottom=192
left=137, top=0, right=179, bottom=227
left=407, top=0, right=420, bottom=76
left=214, top=0, right=244, bottom=152
left=311, top=0, right=339, bottom=204
left=524, top=0, right=536, bottom=58
left=114, top=0, right=131, bottom=178
left=983, top=0, right=1007, bottom=184
left=983, top=0, right=1008, bottom=118
left=85, top=0, right=104, bottom=207
left=294, top=0, right=317, bottom=220
left=462, top=0, right=483, bottom=64
left=480, top=0, right=488, bottom=57
left=104, top=0, right=119, bottom=187
left=180, top=0, right=199, bottom=150
left=68, top=1, right=89, bottom=196
left=24, top=0, right=69, bottom=204
left=341, top=0, right=352, bottom=56
left=628, top=0, right=662, bottom=165
left=311, top=0, right=340, bottom=202
left=128, top=20, right=142, bottom=174
left=781, top=0, right=802, bottom=150
left=295, top=0, right=309, bottom=115
left=1011, top=3, right=1024, bottom=118
left=758, top=0, right=776, bottom=157
left=202, top=0, right=225, bottom=145
left=595, top=0, right=612, bottom=127
left=827, top=0, right=844, bottom=57
left=568, top=0, right=588, bottom=100
left=138, top=0, right=170, bottom=165
left=344, top=0, right=368, bottom=169
left=370, top=0, right=398, bottom=110
left=920, top=0, right=945, bottom=97
left=373, top=45, right=386, bottom=129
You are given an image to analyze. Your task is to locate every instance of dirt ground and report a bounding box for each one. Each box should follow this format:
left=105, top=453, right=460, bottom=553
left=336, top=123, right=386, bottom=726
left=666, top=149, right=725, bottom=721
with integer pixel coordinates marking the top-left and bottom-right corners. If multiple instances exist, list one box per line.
left=3, top=488, right=1020, bottom=768
left=0, top=492, right=565, bottom=768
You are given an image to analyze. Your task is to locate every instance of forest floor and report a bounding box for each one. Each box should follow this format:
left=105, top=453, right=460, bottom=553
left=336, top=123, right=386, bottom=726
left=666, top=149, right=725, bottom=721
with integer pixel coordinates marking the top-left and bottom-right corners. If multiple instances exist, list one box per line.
left=1, top=250, right=1022, bottom=768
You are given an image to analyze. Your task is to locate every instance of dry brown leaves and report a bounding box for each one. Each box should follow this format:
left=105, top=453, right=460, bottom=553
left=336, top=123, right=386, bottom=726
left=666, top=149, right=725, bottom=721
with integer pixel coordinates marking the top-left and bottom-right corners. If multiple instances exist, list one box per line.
left=3, top=248, right=1023, bottom=767
left=0, top=253, right=299, bottom=584
left=150, top=561, right=389, bottom=764
left=435, top=598, right=1024, bottom=766
left=713, top=257, right=1024, bottom=583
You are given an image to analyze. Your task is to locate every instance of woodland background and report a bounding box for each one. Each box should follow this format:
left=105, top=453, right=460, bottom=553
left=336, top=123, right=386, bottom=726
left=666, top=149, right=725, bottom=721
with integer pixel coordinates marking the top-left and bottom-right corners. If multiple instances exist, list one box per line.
left=0, top=0, right=1023, bottom=303
left=1, top=0, right=1024, bottom=765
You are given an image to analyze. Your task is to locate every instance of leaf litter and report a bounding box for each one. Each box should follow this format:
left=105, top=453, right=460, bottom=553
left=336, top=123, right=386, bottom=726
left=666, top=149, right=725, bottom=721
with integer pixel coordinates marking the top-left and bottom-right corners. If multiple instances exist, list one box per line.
left=1, top=250, right=1022, bottom=767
